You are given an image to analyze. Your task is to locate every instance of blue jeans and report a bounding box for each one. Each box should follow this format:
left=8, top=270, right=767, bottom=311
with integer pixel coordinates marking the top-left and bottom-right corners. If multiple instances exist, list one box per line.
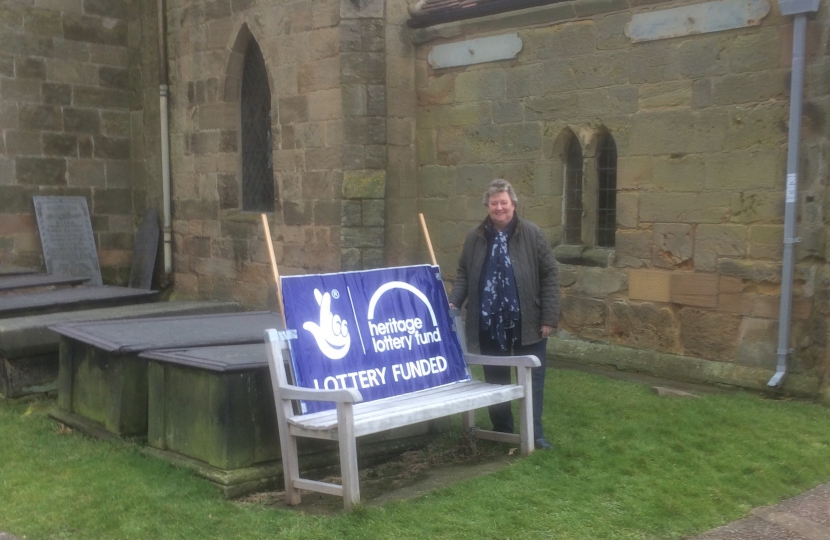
left=479, top=328, right=548, bottom=440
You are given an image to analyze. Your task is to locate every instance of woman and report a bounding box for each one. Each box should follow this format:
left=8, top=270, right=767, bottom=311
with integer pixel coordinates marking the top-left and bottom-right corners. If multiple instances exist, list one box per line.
left=449, top=179, right=559, bottom=450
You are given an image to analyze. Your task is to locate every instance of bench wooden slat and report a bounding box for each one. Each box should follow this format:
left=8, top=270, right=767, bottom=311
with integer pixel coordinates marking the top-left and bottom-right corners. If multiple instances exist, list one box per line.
left=289, top=380, right=522, bottom=434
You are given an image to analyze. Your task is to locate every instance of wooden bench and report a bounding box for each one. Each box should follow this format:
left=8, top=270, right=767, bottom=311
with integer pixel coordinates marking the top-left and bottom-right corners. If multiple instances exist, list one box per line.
left=264, top=310, right=541, bottom=510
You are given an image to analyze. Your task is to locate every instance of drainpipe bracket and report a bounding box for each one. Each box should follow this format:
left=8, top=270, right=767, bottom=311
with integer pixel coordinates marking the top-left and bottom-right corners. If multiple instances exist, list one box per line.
left=784, top=237, right=802, bottom=244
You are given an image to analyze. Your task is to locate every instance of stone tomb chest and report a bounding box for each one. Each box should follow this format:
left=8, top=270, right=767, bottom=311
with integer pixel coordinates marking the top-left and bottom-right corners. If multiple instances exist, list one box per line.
left=0, top=301, right=242, bottom=399
left=50, top=311, right=282, bottom=438
left=139, top=343, right=439, bottom=498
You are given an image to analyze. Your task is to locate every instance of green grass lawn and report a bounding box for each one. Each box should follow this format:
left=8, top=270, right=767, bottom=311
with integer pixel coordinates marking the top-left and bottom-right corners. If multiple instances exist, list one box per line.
left=2, top=369, right=830, bottom=540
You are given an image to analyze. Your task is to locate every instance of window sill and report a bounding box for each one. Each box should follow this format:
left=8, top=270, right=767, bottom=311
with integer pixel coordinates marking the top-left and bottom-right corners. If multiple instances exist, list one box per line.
left=554, top=245, right=614, bottom=267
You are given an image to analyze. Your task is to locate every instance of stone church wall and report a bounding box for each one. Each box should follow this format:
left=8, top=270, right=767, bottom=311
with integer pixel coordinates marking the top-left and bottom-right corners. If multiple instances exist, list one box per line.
left=412, top=0, right=830, bottom=395
left=0, top=0, right=161, bottom=284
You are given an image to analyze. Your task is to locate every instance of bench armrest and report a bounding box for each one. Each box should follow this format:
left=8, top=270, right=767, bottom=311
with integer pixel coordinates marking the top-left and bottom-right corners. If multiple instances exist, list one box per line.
left=465, top=353, right=541, bottom=368
left=278, top=383, right=364, bottom=404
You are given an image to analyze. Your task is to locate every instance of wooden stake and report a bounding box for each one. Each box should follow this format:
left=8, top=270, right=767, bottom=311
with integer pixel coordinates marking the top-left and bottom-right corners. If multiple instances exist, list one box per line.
left=418, top=213, right=438, bottom=266
left=261, top=213, right=286, bottom=327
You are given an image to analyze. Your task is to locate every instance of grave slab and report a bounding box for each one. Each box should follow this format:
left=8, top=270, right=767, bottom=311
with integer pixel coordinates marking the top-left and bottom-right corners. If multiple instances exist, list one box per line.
left=0, top=265, right=38, bottom=276
left=139, top=344, right=437, bottom=498
left=50, top=312, right=284, bottom=438
left=0, top=274, right=89, bottom=292
left=0, top=286, right=158, bottom=319
left=33, top=196, right=103, bottom=286
left=0, top=301, right=242, bottom=399
left=128, top=208, right=159, bottom=290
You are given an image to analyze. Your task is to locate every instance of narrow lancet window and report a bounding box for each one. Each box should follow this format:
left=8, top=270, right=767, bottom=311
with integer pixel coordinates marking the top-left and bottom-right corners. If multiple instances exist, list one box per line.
left=596, top=134, right=617, bottom=248
left=240, top=39, right=274, bottom=212
left=563, top=136, right=584, bottom=245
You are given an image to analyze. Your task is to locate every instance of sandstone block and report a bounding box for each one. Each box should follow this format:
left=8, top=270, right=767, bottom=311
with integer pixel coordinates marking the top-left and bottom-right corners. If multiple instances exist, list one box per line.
left=62, top=14, right=128, bottom=46
left=561, top=294, right=606, bottom=329
left=717, top=292, right=752, bottom=315
left=629, top=109, right=728, bottom=155
left=16, top=157, right=66, bottom=186
left=492, top=100, right=524, bottom=124
left=93, top=136, right=130, bottom=160
left=680, top=307, right=740, bottom=360
left=628, top=269, right=671, bottom=302
left=43, top=133, right=77, bottom=157
left=342, top=226, right=384, bottom=248
left=313, top=0, right=340, bottom=28
left=617, top=156, right=653, bottom=190
left=5, top=131, right=42, bottom=156
left=670, top=272, right=718, bottom=308
left=695, top=224, right=746, bottom=258
left=525, top=94, right=578, bottom=121
left=506, top=63, right=547, bottom=99
left=341, top=52, right=385, bottom=85
left=638, top=81, right=692, bottom=109
left=298, top=57, right=340, bottom=93
left=306, top=88, right=341, bottom=122
left=609, top=300, right=680, bottom=352
left=570, top=51, right=628, bottom=90
left=578, top=85, right=638, bottom=117
left=616, top=229, right=651, bottom=260
left=596, top=12, right=630, bottom=50
left=692, top=78, right=712, bottom=108
left=640, top=192, right=729, bottom=224
left=19, top=104, right=61, bottom=131
left=651, top=155, right=705, bottom=192
left=340, top=0, right=383, bottom=18
left=448, top=102, right=491, bottom=127
left=418, top=73, right=455, bottom=106
left=279, top=95, right=309, bottom=124
left=704, top=150, right=782, bottom=191
left=727, top=103, right=788, bottom=151
left=748, top=224, right=784, bottom=260
left=575, top=267, right=627, bottom=296
left=529, top=21, right=596, bottom=60
left=93, top=188, right=132, bottom=215
left=616, top=192, right=639, bottom=229
left=735, top=316, right=777, bottom=368
left=343, top=170, right=385, bottom=199
left=718, top=259, right=781, bottom=283
left=730, top=191, right=785, bottom=224
left=712, top=70, right=789, bottom=106
left=454, top=68, right=506, bottom=103
left=500, top=123, right=542, bottom=159
left=652, top=223, right=693, bottom=268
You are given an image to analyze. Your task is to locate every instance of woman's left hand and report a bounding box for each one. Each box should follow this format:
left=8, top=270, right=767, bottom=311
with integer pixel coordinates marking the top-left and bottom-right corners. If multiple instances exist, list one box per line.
left=541, top=325, right=555, bottom=338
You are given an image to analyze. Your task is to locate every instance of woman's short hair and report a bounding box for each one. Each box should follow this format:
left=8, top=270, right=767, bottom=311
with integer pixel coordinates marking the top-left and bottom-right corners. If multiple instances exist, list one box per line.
left=482, top=179, right=519, bottom=207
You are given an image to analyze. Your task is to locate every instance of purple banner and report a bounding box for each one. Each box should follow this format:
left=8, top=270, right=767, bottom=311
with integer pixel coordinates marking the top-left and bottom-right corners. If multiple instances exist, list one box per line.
left=281, top=265, right=469, bottom=414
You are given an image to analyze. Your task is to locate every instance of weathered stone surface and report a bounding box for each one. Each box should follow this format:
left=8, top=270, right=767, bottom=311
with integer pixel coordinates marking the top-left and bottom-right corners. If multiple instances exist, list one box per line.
left=529, top=21, right=596, bottom=60
left=575, top=267, right=627, bottom=296
left=343, top=170, right=385, bottom=199
left=16, top=157, right=66, bottom=186
left=561, top=294, right=606, bottom=329
left=638, top=81, right=692, bottom=109
left=609, top=300, right=679, bottom=352
left=735, top=317, right=777, bottom=369
left=616, top=229, right=650, bottom=260
left=640, top=192, right=729, bottom=224
left=629, top=109, right=728, bottom=155
left=680, top=308, right=740, bottom=361
left=652, top=223, right=692, bottom=269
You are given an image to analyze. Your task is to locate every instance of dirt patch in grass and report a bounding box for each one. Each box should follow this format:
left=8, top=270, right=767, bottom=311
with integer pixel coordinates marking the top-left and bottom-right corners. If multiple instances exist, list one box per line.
left=238, top=432, right=521, bottom=514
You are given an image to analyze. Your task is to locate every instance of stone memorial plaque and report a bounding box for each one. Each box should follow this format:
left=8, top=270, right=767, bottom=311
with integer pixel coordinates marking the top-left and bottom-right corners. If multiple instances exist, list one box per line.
left=33, top=196, right=103, bottom=286
left=128, top=208, right=160, bottom=290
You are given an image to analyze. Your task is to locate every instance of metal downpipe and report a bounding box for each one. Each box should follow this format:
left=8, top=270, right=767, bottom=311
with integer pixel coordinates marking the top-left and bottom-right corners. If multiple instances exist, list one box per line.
left=769, top=8, right=812, bottom=388
left=157, top=0, right=173, bottom=276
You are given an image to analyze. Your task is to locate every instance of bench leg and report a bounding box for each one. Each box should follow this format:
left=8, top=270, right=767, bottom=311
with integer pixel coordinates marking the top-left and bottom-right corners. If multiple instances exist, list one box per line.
left=277, top=408, right=302, bottom=506
left=462, top=409, right=475, bottom=433
left=336, top=403, right=360, bottom=510
left=517, top=367, right=534, bottom=456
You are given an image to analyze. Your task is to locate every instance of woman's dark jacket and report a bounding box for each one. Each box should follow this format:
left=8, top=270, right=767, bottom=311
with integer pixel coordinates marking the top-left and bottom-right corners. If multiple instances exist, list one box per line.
left=449, top=216, right=560, bottom=352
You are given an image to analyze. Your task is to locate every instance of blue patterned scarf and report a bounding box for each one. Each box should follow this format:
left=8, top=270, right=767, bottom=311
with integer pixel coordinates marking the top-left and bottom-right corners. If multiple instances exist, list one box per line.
left=481, top=217, right=520, bottom=351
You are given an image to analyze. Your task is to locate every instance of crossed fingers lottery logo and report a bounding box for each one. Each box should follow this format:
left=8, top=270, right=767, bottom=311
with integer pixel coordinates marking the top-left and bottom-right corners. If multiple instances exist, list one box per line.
left=302, top=288, right=351, bottom=360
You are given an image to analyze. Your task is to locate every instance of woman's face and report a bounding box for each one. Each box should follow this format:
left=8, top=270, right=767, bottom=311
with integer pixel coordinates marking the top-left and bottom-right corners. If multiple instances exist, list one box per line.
left=487, top=191, right=515, bottom=231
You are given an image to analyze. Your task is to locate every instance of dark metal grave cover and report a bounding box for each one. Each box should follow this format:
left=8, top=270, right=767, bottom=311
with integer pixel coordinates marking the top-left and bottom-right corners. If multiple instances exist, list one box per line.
left=128, top=208, right=159, bottom=290
left=140, top=343, right=269, bottom=372
left=33, top=196, right=103, bottom=286
left=50, top=311, right=283, bottom=353
left=0, top=274, right=89, bottom=292
left=0, top=286, right=157, bottom=319
left=0, top=265, right=38, bottom=276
